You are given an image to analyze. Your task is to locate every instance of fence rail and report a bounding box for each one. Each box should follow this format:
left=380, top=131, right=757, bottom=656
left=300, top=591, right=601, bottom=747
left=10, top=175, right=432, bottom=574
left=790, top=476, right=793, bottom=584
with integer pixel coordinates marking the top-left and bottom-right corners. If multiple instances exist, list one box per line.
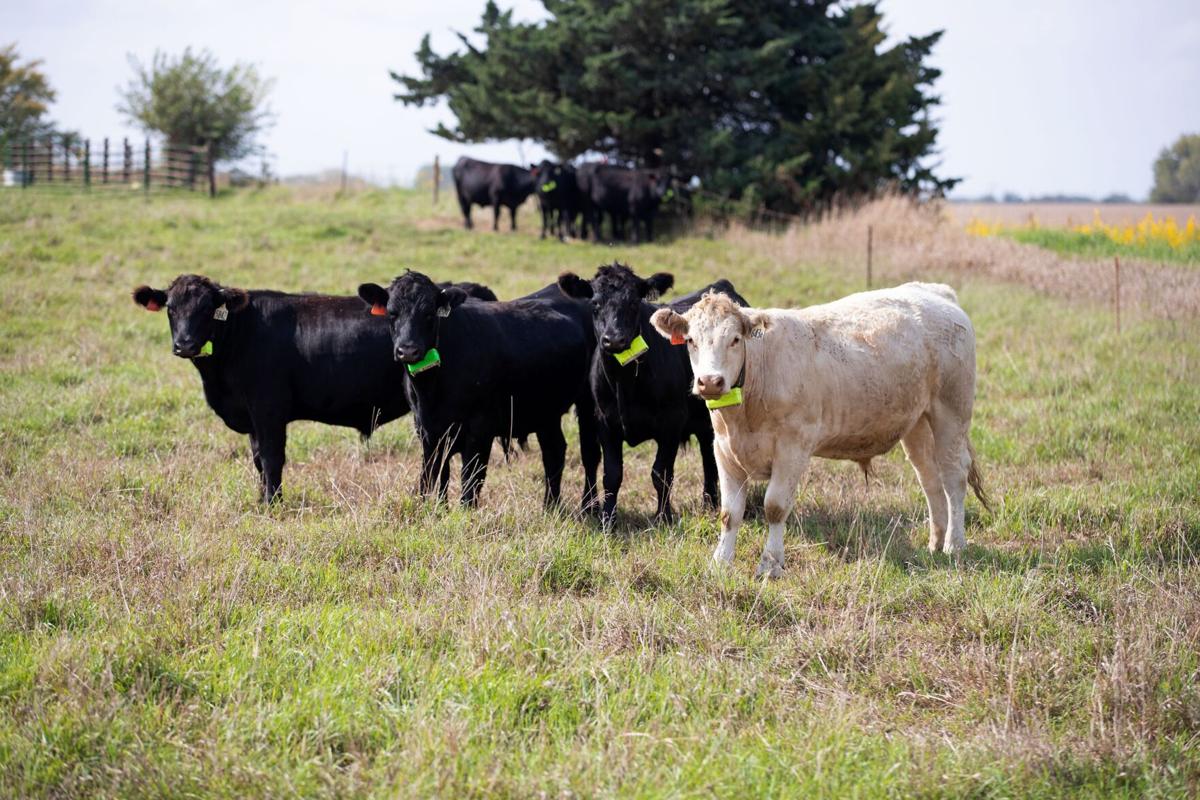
left=2, top=136, right=216, bottom=196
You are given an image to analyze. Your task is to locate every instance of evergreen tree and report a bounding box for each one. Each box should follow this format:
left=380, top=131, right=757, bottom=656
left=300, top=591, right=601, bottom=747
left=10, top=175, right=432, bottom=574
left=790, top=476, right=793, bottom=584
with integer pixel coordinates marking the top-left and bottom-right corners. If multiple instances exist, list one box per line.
left=393, top=0, right=956, bottom=213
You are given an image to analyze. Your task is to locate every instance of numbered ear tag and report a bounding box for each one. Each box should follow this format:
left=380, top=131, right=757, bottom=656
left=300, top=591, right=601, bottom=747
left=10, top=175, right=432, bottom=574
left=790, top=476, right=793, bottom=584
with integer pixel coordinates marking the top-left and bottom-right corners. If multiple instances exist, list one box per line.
left=213, top=304, right=229, bottom=321
left=436, top=305, right=451, bottom=318
left=671, top=333, right=686, bottom=346
left=371, top=304, right=387, bottom=316
left=751, top=328, right=764, bottom=339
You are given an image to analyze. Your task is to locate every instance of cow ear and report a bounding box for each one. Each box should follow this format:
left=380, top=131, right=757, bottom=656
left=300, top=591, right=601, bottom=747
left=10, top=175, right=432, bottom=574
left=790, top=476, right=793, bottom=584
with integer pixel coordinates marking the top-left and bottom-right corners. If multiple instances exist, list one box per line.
left=743, top=310, right=773, bottom=339
left=557, top=272, right=593, bottom=299
left=132, top=285, right=168, bottom=312
left=437, top=286, right=469, bottom=317
left=650, top=308, right=688, bottom=340
left=641, top=272, right=674, bottom=301
left=358, top=283, right=389, bottom=314
left=219, top=286, right=250, bottom=313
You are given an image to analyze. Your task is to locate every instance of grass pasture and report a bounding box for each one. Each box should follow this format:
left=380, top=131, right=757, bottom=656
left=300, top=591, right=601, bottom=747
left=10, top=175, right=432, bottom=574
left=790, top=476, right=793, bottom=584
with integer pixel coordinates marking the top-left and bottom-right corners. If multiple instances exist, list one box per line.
left=1, top=187, right=1199, bottom=798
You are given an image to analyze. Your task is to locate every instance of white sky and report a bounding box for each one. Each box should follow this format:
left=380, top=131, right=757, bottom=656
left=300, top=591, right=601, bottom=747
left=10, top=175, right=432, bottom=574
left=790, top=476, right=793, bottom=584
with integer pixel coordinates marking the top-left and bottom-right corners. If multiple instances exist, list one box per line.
left=9, top=0, right=1200, bottom=198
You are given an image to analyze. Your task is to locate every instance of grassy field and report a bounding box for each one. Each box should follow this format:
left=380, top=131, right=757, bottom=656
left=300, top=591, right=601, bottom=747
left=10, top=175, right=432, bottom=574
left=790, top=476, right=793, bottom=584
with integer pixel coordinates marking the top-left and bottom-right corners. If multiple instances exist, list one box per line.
left=2, top=187, right=1199, bottom=798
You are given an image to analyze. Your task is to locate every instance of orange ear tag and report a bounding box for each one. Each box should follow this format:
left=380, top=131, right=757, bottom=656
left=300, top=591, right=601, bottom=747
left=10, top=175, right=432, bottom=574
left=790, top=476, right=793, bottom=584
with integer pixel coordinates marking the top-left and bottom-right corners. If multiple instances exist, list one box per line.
left=671, top=333, right=685, bottom=346
left=146, top=300, right=160, bottom=312
left=371, top=305, right=387, bottom=316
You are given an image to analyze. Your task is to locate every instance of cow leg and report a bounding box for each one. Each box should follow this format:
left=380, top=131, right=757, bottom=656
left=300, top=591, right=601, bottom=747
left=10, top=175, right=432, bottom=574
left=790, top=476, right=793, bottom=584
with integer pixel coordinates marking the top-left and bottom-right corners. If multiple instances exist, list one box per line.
left=460, top=437, right=491, bottom=508
left=418, top=430, right=453, bottom=503
left=492, top=201, right=501, bottom=231
left=650, top=438, right=680, bottom=524
left=713, top=449, right=749, bottom=567
left=599, top=426, right=624, bottom=528
left=696, top=427, right=719, bottom=510
left=540, top=206, right=549, bottom=239
left=756, top=455, right=809, bottom=579
left=645, top=217, right=654, bottom=243
left=930, top=405, right=972, bottom=555
left=509, top=204, right=518, bottom=231
left=248, top=434, right=263, bottom=478
left=458, top=195, right=473, bottom=229
left=575, top=404, right=602, bottom=515
left=537, top=424, right=567, bottom=508
left=254, top=422, right=287, bottom=504
left=901, top=416, right=949, bottom=553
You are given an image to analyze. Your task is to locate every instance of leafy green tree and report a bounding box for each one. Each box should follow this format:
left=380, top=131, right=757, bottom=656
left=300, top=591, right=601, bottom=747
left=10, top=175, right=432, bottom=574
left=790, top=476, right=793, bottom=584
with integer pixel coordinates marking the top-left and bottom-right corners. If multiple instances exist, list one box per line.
left=118, top=48, right=273, bottom=163
left=1150, top=134, right=1200, bottom=203
left=392, top=0, right=955, bottom=213
left=0, top=43, right=58, bottom=151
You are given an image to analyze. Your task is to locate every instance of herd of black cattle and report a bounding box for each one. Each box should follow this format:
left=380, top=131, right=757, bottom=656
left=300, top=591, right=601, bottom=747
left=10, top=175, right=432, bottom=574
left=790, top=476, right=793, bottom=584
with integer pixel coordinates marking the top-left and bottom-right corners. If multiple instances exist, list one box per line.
left=133, top=263, right=744, bottom=525
left=453, top=156, right=684, bottom=243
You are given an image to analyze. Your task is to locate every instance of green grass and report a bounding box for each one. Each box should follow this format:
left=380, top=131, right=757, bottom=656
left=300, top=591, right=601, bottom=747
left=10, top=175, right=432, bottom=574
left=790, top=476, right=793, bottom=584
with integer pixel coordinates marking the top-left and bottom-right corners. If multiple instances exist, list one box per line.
left=1, top=187, right=1198, bottom=798
left=1003, top=227, right=1200, bottom=265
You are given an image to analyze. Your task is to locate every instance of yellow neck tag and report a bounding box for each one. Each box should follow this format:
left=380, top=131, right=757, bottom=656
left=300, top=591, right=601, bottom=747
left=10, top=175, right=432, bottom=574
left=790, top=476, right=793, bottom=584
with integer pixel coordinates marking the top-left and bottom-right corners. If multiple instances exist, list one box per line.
left=705, top=387, right=742, bottom=410
left=613, top=335, right=649, bottom=366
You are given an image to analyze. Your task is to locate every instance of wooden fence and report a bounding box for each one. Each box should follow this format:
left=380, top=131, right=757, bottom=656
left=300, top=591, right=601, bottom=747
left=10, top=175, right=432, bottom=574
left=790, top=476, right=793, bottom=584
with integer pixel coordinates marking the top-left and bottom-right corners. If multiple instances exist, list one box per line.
left=2, top=135, right=216, bottom=197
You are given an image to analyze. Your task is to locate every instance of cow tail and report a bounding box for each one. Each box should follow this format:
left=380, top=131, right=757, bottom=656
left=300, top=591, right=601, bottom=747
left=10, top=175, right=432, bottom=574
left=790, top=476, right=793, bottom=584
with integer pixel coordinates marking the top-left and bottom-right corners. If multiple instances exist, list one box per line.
left=966, top=441, right=992, bottom=512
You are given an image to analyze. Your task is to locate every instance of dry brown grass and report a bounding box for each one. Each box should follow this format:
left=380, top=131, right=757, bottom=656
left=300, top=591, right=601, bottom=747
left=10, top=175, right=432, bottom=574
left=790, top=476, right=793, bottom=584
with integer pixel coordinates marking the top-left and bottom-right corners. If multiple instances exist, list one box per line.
left=723, top=195, right=1200, bottom=319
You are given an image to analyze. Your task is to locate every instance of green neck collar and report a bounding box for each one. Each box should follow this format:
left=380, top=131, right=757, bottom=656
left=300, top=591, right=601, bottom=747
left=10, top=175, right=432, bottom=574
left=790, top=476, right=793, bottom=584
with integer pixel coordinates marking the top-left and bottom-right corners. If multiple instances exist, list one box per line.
left=612, top=334, right=649, bottom=366
left=407, top=347, right=441, bottom=375
left=705, top=387, right=743, bottom=410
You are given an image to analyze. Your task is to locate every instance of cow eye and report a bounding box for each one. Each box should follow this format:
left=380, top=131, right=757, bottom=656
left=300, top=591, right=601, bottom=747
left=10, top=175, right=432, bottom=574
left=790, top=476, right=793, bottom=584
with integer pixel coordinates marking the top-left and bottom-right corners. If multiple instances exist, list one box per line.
left=730, top=336, right=741, bottom=347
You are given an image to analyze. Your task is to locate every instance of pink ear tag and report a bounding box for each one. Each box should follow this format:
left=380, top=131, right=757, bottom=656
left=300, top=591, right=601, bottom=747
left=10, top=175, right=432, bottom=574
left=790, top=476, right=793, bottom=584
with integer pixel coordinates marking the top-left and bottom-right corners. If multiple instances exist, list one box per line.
left=371, top=305, right=387, bottom=316
left=145, top=300, right=160, bottom=312
left=671, top=333, right=685, bottom=346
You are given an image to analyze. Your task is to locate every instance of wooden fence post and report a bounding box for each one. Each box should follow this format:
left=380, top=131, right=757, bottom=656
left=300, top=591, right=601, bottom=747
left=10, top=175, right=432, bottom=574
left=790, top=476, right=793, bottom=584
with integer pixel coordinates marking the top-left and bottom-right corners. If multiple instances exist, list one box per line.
left=47, top=136, right=54, bottom=183
left=83, top=140, right=90, bottom=188
left=433, top=155, right=440, bottom=205
left=207, top=141, right=216, bottom=198
left=1114, top=257, right=1121, bottom=334
left=22, top=139, right=30, bottom=187
left=123, top=138, right=131, bottom=184
left=867, top=225, right=874, bottom=289
left=143, top=139, right=150, bottom=194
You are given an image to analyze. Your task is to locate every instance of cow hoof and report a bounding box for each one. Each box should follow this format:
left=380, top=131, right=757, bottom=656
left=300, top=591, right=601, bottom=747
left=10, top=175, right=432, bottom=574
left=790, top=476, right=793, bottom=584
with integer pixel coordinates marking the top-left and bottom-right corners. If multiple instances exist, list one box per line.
left=710, top=549, right=735, bottom=569
left=754, top=553, right=784, bottom=580
left=942, top=537, right=967, bottom=556
left=654, top=511, right=676, bottom=527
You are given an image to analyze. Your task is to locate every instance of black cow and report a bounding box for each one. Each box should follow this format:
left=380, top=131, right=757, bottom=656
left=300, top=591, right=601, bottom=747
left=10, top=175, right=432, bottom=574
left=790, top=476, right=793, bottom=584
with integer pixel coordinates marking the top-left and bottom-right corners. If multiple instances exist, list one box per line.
left=582, top=165, right=670, bottom=243
left=132, top=274, right=497, bottom=502
left=532, top=160, right=579, bottom=241
left=558, top=263, right=749, bottom=525
left=357, top=271, right=600, bottom=509
left=452, top=157, right=537, bottom=232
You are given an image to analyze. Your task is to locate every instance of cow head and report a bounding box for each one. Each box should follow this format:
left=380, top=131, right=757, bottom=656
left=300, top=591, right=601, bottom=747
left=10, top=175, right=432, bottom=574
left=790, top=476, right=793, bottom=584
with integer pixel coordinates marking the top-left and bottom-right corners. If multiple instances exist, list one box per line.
left=650, top=291, right=772, bottom=400
left=357, top=270, right=467, bottom=365
left=132, top=274, right=249, bottom=358
left=559, top=263, right=673, bottom=357
left=534, top=159, right=566, bottom=195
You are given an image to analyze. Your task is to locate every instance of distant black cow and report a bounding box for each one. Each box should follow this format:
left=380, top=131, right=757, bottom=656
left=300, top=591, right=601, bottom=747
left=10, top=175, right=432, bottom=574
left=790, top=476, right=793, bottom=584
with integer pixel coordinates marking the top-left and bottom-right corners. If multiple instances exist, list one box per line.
left=357, top=271, right=600, bottom=508
left=531, top=160, right=579, bottom=241
left=132, top=274, right=496, bottom=502
left=558, top=263, right=749, bottom=525
left=582, top=165, right=671, bottom=243
left=453, top=157, right=537, bottom=232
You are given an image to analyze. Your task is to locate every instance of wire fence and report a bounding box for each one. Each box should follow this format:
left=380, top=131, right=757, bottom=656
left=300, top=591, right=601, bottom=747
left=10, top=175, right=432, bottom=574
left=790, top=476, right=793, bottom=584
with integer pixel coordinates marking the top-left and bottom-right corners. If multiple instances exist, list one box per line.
left=2, top=135, right=216, bottom=196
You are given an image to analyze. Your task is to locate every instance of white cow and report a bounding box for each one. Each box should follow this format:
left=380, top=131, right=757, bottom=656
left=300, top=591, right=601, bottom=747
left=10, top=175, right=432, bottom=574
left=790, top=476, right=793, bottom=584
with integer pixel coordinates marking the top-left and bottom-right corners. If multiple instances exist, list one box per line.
left=650, top=282, right=989, bottom=578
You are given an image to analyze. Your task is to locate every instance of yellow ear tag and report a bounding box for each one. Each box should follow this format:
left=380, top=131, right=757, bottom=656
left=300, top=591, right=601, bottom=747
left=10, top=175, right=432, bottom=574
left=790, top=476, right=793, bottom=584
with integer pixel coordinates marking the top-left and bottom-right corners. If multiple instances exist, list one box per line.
left=196, top=341, right=213, bottom=357
left=705, top=387, right=742, bottom=410
left=613, top=335, right=649, bottom=366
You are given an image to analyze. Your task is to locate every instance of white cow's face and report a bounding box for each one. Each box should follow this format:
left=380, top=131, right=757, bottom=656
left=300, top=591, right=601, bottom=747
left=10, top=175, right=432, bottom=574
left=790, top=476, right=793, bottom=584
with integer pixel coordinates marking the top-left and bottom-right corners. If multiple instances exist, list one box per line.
left=651, top=293, right=770, bottom=401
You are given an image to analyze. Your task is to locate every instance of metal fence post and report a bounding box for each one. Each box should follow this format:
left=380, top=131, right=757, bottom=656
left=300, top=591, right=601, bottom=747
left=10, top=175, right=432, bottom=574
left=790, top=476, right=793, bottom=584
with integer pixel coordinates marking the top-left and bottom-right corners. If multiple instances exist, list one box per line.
left=143, top=138, right=150, bottom=194
left=207, top=141, right=216, bottom=198
left=102, top=138, right=109, bottom=184
left=83, top=140, right=90, bottom=188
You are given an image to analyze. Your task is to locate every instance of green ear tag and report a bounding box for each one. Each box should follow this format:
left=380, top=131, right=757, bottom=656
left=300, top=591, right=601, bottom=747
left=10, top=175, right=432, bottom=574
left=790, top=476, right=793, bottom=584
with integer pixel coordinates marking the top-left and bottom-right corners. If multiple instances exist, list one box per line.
left=406, top=348, right=441, bottom=375
left=705, top=387, right=743, bottom=410
left=197, top=340, right=213, bottom=357
left=613, top=335, right=649, bottom=366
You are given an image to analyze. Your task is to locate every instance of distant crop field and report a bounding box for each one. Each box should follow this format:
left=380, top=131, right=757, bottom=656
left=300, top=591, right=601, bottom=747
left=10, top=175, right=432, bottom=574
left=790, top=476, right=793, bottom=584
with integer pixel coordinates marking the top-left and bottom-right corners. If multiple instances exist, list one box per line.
left=1, top=188, right=1198, bottom=798
left=947, top=202, right=1200, bottom=228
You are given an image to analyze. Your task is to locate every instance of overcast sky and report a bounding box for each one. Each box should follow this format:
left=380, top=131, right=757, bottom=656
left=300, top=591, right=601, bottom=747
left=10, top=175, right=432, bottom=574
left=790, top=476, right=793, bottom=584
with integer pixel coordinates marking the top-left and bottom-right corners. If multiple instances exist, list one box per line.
left=9, top=0, right=1200, bottom=198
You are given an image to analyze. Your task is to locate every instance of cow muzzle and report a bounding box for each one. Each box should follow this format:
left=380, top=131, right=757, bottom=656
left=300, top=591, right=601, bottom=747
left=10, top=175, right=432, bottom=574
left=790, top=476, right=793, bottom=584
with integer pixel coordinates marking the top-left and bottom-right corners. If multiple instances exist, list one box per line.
left=695, top=373, right=726, bottom=399
left=394, top=344, right=424, bottom=363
